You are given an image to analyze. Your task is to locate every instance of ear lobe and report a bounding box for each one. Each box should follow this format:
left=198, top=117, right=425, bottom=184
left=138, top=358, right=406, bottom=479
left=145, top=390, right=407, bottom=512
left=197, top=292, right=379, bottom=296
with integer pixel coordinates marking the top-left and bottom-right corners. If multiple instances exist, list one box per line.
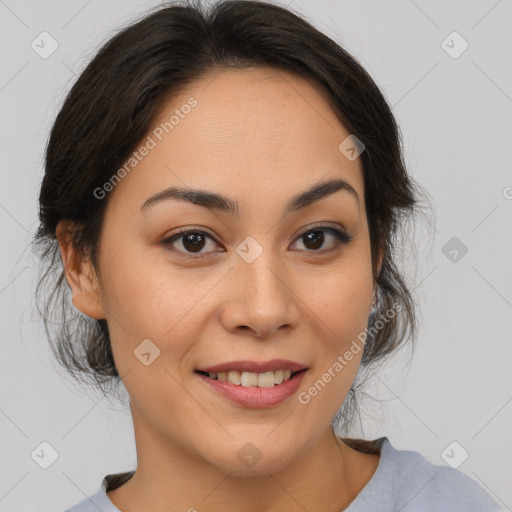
left=376, top=244, right=384, bottom=278
left=372, top=240, right=385, bottom=283
left=368, top=246, right=384, bottom=312
left=56, top=220, right=105, bottom=320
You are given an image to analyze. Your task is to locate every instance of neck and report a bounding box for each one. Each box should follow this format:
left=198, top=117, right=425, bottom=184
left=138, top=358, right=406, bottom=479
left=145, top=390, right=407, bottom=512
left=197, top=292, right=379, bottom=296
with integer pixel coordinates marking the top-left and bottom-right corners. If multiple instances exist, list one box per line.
left=108, top=411, right=375, bottom=512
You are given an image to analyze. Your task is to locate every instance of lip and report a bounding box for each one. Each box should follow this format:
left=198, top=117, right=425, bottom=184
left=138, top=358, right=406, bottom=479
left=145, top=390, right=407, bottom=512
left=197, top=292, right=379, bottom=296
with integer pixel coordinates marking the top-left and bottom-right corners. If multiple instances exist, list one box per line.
left=196, top=359, right=308, bottom=374
left=196, top=369, right=308, bottom=408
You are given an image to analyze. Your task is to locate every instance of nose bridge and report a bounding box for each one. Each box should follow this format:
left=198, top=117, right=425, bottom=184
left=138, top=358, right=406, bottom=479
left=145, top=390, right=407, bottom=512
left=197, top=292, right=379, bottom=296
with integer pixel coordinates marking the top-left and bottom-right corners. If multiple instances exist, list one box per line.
left=238, top=235, right=286, bottom=304
left=225, top=234, right=299, bottom=337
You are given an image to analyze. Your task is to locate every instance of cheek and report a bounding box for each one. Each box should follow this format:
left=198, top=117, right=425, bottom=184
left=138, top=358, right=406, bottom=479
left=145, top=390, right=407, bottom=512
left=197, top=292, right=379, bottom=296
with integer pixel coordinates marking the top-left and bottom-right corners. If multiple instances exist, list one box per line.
left=98, top=224, right=201, bottom=331
left=299, top=254, right=373, bottom=407
left=297, top=286, right=368, bottom=421
left=101, top=275, right=205, bottom=374
left=95, top=235, right=202, bottom=376
left=98, top=257, right=210, bottom=427
left=308, top=255, right=373, bottom=346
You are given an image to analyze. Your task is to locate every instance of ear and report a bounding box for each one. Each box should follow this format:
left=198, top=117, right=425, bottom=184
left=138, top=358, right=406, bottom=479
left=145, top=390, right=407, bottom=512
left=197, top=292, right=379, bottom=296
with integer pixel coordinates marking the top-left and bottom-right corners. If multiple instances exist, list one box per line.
left=375, top=242, right=385, bottom=279
left=370, top=242, right=385, bottom=309
left=56, top=220, right=105, bottom=320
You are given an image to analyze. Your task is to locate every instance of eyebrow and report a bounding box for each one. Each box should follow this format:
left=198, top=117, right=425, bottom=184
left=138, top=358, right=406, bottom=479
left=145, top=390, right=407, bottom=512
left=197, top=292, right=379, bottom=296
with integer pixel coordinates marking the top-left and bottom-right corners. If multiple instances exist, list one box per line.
left=140, top=177, right=359, bottom=217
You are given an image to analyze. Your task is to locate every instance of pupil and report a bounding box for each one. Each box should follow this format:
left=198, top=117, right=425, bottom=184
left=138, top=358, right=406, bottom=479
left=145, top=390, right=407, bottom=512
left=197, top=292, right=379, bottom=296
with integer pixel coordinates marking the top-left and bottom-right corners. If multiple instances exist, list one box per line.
left=183, top=233, right=205, bottom=252
left=305, top=230, right=324, bottom=250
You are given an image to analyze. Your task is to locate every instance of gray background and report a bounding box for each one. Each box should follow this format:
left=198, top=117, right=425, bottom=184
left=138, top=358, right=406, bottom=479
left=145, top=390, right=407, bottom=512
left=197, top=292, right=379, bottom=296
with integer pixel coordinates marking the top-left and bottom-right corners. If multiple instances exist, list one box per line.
left=1, top=0, right=511, bottom=510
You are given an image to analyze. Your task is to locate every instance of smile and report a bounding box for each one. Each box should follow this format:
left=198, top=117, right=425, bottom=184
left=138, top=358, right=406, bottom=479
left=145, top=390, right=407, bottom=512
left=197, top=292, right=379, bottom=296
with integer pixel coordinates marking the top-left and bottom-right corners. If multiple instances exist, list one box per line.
left=197, top=369, right=305, bottom=388
left=195, top=359, right=309, bottom=408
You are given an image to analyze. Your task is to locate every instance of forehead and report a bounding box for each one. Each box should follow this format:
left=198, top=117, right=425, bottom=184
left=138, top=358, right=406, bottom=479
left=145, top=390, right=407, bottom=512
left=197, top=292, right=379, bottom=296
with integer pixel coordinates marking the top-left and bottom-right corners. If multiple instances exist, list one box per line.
left=157, top=66, right=349, bottom=161
left=106, top=66, right=365, bottom=217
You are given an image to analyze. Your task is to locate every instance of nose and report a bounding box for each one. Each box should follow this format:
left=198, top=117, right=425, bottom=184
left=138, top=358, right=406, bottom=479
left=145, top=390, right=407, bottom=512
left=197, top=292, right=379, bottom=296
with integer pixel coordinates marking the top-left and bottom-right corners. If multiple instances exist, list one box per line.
left=219, top=245, right=301, bottom=339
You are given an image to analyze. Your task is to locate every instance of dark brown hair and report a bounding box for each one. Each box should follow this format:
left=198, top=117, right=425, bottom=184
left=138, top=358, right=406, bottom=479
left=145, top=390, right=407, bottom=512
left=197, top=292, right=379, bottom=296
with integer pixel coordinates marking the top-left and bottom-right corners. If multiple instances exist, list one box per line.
left=35, top=0, right=429, bottom=430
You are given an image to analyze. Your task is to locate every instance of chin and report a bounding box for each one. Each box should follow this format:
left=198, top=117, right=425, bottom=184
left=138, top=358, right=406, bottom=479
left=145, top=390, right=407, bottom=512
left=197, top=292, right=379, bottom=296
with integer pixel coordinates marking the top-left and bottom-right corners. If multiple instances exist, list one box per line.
left=200, top=434, right=308, bottom=477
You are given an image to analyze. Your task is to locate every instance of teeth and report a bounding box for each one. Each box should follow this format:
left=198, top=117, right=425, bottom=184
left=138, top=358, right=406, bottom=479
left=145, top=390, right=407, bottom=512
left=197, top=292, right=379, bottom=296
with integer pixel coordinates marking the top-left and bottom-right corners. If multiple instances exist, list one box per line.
left=241, top=371, right=258, bottom=387
left=227, top=371, right=241, bottom=385
left=274, top=369, right=284, bottom=385
left=204, top=369, right=297, bottom=387
left=257, top=371, right=275, bottom=388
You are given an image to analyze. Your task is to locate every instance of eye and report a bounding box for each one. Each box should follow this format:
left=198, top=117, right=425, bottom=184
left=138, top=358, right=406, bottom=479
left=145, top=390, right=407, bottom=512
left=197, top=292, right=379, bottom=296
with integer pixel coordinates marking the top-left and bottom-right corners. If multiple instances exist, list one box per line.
left=161, top=228, right=222, bottom=258
left=161, top=224, right=352, bottom=259
left=291, top=224, right=352, bottom=253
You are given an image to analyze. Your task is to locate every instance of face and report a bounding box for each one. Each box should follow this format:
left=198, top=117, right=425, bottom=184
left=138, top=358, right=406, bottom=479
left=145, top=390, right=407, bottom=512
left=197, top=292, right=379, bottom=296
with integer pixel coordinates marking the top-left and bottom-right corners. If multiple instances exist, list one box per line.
left=68, top=66, right=379, bottom=476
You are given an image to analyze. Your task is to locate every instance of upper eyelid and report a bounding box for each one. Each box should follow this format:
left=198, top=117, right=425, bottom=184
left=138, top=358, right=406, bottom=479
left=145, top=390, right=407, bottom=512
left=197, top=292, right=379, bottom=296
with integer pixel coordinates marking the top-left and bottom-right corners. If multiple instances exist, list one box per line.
left=165, top=223, right=345, bottom=239
left=163, top=224, right=348, bottom=248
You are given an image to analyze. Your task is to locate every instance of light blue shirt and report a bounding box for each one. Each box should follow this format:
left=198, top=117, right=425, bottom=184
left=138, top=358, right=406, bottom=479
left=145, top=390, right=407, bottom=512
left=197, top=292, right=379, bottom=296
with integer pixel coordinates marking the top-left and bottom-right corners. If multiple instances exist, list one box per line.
left=65, top=437, right=501, bottom=511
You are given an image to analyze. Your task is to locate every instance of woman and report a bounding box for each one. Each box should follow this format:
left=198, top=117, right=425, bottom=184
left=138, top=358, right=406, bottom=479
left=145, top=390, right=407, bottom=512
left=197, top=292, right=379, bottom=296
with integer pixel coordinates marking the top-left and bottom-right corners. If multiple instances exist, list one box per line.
left=35, top=0, right=501, bottom=510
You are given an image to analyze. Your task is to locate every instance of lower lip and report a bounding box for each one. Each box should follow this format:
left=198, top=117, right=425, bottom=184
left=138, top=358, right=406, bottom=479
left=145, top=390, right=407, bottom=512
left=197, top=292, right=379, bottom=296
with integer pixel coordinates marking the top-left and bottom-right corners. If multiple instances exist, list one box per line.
left=196, top=371, right=307, bottom=408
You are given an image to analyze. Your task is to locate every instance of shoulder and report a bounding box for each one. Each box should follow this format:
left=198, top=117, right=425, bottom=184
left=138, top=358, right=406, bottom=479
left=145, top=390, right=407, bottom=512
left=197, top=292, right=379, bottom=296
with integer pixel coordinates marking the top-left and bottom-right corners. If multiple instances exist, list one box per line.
left=63, top=471, right=134, bottom=512
left=63, top=487, right=109, bottom=512
left=63, top=485, right=114, bottom=512
left=375, top=438, right=501, bottom=511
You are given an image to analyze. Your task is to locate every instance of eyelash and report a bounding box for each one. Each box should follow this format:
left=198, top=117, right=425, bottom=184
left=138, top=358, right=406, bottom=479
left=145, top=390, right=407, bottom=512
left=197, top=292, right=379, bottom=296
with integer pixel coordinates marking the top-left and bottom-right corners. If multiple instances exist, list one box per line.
left=161, top=223, right=352, bottom=259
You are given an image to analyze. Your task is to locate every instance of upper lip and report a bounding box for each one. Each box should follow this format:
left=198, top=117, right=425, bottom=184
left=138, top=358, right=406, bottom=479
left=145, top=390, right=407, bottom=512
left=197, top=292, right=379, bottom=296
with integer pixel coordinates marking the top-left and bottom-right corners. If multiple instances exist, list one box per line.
left=196, top=359, right=308, bottom=374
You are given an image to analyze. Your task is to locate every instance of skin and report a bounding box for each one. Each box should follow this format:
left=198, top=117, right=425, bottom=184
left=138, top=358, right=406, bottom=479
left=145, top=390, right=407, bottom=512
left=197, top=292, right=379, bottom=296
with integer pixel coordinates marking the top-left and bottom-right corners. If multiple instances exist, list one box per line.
left=57, top=66, right=383, bottom=512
